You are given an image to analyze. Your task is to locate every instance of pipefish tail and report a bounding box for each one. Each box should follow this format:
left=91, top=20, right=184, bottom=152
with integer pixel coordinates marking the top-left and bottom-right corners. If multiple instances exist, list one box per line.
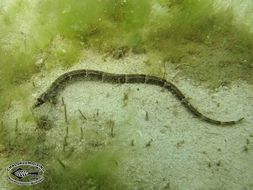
left=33, top=69, right=244, bottom=126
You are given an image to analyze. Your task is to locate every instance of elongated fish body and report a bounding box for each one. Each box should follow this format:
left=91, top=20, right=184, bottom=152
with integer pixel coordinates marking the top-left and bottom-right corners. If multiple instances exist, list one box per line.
left=33, top=69, right=243, bottom=126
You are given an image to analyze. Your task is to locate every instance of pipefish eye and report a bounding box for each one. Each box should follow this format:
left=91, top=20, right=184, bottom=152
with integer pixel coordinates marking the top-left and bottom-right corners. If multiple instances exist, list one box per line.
left=34, top=97, right=45, bottom=107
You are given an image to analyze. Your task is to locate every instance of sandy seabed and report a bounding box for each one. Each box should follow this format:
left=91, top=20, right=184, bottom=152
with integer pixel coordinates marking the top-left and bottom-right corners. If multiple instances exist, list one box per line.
left=1, top=50, right=253, bottom=190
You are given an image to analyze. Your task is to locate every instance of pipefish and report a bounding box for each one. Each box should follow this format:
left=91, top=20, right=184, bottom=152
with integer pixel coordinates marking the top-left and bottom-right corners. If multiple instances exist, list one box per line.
left=33, top=69, right=244, bottom=126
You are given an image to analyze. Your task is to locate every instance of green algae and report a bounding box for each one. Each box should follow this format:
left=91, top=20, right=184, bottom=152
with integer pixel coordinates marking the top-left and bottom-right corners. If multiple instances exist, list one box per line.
left=0, top=0, right=252, bottom=112
left=14, top=151, right=126, bottom=190
left=0, top=116, right=127, bottom=190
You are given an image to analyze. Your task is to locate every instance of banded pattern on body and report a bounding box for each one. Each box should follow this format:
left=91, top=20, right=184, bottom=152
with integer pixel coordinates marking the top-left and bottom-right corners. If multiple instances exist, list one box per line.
left=34, top=69, right=243, bottom=126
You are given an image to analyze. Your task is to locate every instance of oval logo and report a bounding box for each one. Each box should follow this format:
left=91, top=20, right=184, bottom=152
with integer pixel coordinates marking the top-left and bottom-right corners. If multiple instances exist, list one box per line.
left=6, top=161, right=44, bottom=186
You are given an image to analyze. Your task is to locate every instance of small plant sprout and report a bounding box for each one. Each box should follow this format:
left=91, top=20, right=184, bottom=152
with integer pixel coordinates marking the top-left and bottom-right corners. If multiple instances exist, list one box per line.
left=80, top=126, right=84, bottom=141
left=15, top=118, right=18, bottom=135
left=145, top=139, right=153, bottom=147
left=123, top=92, right=129, bottom=107
left=243, top=145, right=249, bottom=152
left=61, top=96, right=65, bottom=105
left=63, top=124, right=69, bottom=152
left=96, top=109, right=99, bottom=117
left=78, top=109, right=87, bottom=121
left=65, top=146, right=75, bottom=159
left=131, top=139, right=135, bottom=146
left=61, top=97, right=68, bottom=123
left=145, top=111, right=149, bottom=121
left=176, top=140, right=185, bottom=148
left=216, top=160, right=221, bottom=167
left=93, top=109, right=100, bottom=121
left=106, top=120, right=115, bottom=138
left=56, top=157, right=66, bottom=169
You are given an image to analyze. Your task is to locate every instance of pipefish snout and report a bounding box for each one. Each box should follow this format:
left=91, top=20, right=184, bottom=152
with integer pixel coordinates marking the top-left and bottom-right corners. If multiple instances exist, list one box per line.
left=33, top=69, right=244, bottom=126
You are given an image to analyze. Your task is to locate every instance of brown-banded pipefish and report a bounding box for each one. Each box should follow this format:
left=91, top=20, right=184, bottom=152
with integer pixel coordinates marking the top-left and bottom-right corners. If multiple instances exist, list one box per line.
left=33, top=69, right=244, bottom=126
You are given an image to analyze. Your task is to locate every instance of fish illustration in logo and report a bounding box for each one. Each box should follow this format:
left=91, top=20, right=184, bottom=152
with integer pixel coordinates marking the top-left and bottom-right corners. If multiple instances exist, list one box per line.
left=6, top=161, right=44, bottom=186
left=11, top=168, right=39, bottom=179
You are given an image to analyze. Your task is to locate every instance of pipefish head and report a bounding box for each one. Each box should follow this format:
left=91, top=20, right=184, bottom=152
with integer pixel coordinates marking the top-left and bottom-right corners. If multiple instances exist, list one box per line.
left=33, top=98, right=44, bottom=108
left=33, top=92, right=49, bottom=108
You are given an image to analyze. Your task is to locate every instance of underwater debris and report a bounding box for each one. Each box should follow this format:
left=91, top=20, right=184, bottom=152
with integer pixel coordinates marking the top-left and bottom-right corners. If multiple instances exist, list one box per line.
left=176, top=140, right=185, bottom=148
left=88, top=141, right=105, bottom=148
left=111, top=46, right=130, bottom=59
left=36, top=115, right=53, bottom=130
